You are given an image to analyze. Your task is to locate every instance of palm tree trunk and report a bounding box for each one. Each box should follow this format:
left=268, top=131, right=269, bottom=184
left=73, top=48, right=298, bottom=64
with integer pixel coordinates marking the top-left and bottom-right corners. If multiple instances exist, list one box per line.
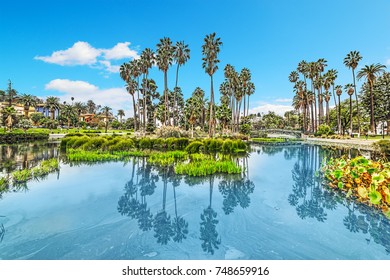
left=164, top=70, right=169, bottom=126
left=369, top=83, right=375, bottom=133
left=338, top=95, right=341, bottom=134
left=350, top=95, right=353, bottom=136
left=209, top=75, right=215, bottom=137
left=132, top=93, right=137, bottom=131
left=310, top=102, right=314, bottom=133
left=247, top=95, right=250, bottom=117
left=243, top=93, right=246, bottom=118
left=352, top=69, right=361, bottom=135
left=326, top=101, right=329, bottom=125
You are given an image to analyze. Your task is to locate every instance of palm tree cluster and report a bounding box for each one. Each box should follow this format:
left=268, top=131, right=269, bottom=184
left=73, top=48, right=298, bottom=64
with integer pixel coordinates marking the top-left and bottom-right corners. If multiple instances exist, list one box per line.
left=120, top=33, right=255, bottom=137
left=289, top=51, right=386, bottom=135
left=120, top=39, right=190, bottom=134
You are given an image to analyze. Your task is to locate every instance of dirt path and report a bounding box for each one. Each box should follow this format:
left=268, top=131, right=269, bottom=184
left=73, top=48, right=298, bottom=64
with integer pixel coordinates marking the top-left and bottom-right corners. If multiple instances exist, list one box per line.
left=305, top=137, right=378, bottom=150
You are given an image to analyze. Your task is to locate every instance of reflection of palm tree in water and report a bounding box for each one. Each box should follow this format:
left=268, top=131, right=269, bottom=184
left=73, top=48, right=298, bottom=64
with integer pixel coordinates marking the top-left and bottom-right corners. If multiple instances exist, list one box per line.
left=171, top=176, right=188, bottom=243
left=153, top=166, right=174, bottom=245
left=200, top=176, right=221, bottom=254
left=289, top=145, right=337, bottom=222
left=219, top=175, right=255, bottom=215
left=138, top=158, right=157, bottom=231
left=0, top=222, right=5, bottom=243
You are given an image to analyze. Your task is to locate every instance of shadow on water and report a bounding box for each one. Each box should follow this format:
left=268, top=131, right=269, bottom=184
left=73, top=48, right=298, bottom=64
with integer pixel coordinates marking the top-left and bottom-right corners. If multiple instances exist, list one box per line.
left=117, top=156, right=255, bottom=255
left=289, top=144, right=390, bottom=254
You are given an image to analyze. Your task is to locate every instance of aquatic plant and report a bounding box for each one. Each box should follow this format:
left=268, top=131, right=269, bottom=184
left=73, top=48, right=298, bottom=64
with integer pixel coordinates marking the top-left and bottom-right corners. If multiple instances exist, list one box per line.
left=12, top=158, right=60, bottom=184
left=0, top=177, right=10, bottom=192
left=175, top=160, right=241, bottom=176
left=321, top=156, right=390, bottom=217
left=148, top=151, right=188, bottom=166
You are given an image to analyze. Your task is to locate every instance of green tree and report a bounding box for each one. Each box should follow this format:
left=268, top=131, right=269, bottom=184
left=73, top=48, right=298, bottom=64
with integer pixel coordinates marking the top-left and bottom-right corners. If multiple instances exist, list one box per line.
left=117, top=109, right=125, bottom=123
left=18, top=93, right=37, bottom=118
left=357, top=63, right=386, bottom=133
left=45, top=96, right=60, bottom=120
left=100, top=106, right=112, bottom=133
left=1, top=106, right=17, bottom=131
left=61, top=104, right=76, bottom=128
left=5, top=80, right=18, bottom=107
left=202, top=32, right=222, bottom=137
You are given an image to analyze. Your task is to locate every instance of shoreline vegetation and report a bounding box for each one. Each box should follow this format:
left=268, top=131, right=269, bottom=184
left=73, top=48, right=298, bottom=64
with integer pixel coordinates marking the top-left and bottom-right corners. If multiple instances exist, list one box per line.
left=0, top=158, right=59, bottom=192
left=320, top=156, right=390, bottom=218
left=60, top=135, right=247, bottom=176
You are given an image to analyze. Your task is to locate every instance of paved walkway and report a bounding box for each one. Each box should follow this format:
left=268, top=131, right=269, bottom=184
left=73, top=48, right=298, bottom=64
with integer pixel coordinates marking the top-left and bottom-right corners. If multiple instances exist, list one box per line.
left=305, top=137, right=378, bottom=150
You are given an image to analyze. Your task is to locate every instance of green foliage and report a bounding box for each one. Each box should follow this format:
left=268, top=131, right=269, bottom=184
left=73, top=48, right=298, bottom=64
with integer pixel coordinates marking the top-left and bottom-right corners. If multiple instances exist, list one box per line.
left=11, top=158, right=59, bottom=184
left=82, top=137, right=108, bottom=150
left=108, top=139, right=135, bottom=152
left=0, top=132, right=49, bottom=144
left=321, top=156, right=390, bottom=216
left=148, top=151, right=188, bottom=165
left=185, top=141, right=204, bottom=153
left=315, top=124, right=333, bottom=136
left=175, top=160, right=241, bottom=176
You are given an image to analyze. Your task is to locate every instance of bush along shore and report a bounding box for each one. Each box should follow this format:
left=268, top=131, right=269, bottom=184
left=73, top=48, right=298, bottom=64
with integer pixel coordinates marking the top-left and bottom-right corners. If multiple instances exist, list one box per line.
left=0, top=158, right=60, bottom=192
left=0, top=132, right=49, bottom=144
left=60, top=135, right=246, bottom=176
left=320, top=156, right=390, bottom=218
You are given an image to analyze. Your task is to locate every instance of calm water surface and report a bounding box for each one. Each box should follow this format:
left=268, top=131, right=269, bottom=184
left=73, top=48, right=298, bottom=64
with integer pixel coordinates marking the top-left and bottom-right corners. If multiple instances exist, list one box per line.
left=0, top=143, right=389, bottom=260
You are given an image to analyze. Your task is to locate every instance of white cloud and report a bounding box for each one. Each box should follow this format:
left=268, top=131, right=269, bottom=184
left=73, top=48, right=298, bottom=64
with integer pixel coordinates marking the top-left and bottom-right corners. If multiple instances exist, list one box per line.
left=102, top=42, right=139, bottom=60
left=249, top=103, right=293, bottom=116
left=99, top=60, right=120, bottom=73
left=44, top=79, right=133, bottom=117
left=386, top=59, right=390, bottom=65
left=35, top=41, right=139, bottom=73
left=275, top=98, right=292, bottom=103
left=35, top=41, right=101, bottom=66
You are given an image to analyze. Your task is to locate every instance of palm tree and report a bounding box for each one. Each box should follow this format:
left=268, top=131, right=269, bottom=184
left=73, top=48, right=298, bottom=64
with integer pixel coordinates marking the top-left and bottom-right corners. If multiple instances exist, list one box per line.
left=140, top=48, right=155, bottom=131
left=202, top=32, right=222, bottom=137
left=240, top=68, right=251, bottom=118
left=100, top=106, right=112, bottom=133
left=125, top=78, right=138, bottom=130
left=61, top=104, right=76, bottom=128
left=1, top=106, right=17, bottom=131
left=117, top=109, right=125, bottom=123
left=246, top=81, right=255, bottom=117
left=128, top=59, right=142, bottom=130
left=73, top=101, right=86, bottom=125
left=156, top=37, right=175, bottom=126
left=344, top=51, right=362, bottom=135
left=344, top=83, right=355, bottom=136
left=289, top=71, right=299, bottom=84
left=173, top=41, right=190, bottom=126
left=357, top=63, right=386, bottom=133
left=324, top=91, right=331, bottom=125
left=335, top=85, right=343, bottom=134
left=45, top=96, right=60, bottom=120
left=19, top=94, right=37, bottom=118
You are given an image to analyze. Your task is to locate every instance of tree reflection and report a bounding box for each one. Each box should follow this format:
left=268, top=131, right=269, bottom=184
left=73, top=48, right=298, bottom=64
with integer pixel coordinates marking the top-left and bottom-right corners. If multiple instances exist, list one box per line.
left=153, top=166, right=174, bottom=245
left=289, top=145, right=337, bottom=222
left=218, top=174, right=255, bottom=215
left=200, top=176, right=221, bottom=255
left=0, top=222, right=4, bottom=243
left=172, top=176, right=188, bottom=243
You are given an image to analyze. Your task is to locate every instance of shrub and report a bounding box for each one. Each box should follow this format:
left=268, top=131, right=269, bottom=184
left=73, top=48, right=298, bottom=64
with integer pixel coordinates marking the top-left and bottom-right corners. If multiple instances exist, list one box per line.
left=185, top=141, right=204, bottom=153
left=109, top=139, right=135, bottom=152
left=139, top=138, right=152, bottom=150
left=155, top=126, right=190, bottom=138
left=71, top=136, right=90, bottom=149
left=315, top=124, right=333, bottom=136
left=82, top=137, right=108, bottom=150
left=373, top=140, right=390, bottom=156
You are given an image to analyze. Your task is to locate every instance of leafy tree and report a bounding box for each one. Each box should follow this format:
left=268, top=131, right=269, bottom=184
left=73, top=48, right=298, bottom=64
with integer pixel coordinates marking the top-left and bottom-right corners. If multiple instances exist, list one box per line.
left=18, top=93, right=37, bottom=118
left=100, top=106, right=112, bottom=133
left=30, top=112, right=44, bottom=126
left=45, top=96, right=60, bottom=120
left=357, top=63, right=386, bottom=133
left=61, top=104, right=77, bottom=128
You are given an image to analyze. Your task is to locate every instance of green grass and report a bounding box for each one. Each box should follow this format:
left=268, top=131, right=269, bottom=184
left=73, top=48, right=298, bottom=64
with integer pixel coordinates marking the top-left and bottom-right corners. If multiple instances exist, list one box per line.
left=147, top=151, right=188, bottom=165
left=66, top=149, right=148, bottom=162
left=175, top=160, right=241, bottom=176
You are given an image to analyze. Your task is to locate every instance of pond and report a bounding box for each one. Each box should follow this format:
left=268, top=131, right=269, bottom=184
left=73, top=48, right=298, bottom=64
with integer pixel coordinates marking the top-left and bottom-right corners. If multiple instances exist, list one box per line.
left=0, top=143, right=389, bottom=260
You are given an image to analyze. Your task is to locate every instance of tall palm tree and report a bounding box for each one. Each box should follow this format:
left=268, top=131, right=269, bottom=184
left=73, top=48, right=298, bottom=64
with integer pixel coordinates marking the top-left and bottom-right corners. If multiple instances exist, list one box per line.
left=315, top=59, right=327, bottom=125
left=140, top=48, right=155, bottom=131
left=246, top=81, right=255, bottom=117
left=344, top=83, right=355, bottom=136
left=19, top=93, right=37, bottom=118
left=357, top=63, right=386, bottom=133
left=117, top=109, right=125, bottom=123
left=324, top=91, right=331, bottom=125
left=126, top=78, right=138, bottom=130
left=128, top=59, right=142, bottom=130
left=73, top=101, right=86, bottom=124
left=173, top=41, right=191, bottom=89
left=344, top=51, right=362, bottom=135
left=289, top=71, right=299, bottom=84
left=86, top=99, right=96, bottom=114
left=100, top=106, right=112, bottom=133
left=240, top=68, right=251, bottom=118
left=335, top=85, right=343, bottom=134
left=202, top=32, right=222, bottom=137
left=156, top=37, right=175, bottom=126
left=45, top=96, right=60, bottom=120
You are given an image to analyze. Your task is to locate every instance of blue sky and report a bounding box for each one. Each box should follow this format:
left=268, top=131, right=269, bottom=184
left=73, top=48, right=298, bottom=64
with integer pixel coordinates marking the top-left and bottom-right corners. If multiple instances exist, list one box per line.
left=1, top=0, right=390, bottom=117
